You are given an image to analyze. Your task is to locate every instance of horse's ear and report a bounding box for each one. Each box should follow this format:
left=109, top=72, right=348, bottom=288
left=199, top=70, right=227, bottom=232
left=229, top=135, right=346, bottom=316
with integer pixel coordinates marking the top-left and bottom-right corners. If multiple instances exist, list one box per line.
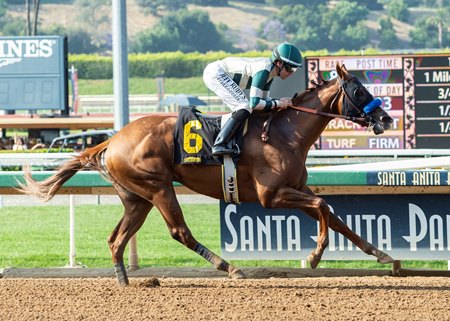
left=336, top=63, right=348, bottom=79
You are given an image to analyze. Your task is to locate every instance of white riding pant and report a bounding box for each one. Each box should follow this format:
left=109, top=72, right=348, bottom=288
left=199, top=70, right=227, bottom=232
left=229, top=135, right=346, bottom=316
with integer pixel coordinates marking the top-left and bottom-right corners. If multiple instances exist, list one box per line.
left=203, top=60, right=252, bottom=114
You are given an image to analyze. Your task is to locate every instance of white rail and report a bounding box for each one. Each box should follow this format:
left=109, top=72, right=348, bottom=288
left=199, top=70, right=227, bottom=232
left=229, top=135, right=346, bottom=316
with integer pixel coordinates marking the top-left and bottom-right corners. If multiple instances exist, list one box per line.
left=307, top=149, right=450, bottom=157
left=312, top=156, right=450, bottom=172
left=1, top=149, right=450, bottom=168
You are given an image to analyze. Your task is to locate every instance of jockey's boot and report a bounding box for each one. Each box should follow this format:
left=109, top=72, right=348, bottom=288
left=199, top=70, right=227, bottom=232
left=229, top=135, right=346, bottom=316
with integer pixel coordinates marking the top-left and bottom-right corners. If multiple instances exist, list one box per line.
left=212, top=109, right=250, bottom=156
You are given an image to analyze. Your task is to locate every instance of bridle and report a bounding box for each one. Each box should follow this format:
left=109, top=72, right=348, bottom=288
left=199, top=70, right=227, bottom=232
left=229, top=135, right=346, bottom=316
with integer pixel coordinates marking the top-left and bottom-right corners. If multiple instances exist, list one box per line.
left=261, top=75, right=381, bottom=142
left=290, top=76, right=371, bottom=123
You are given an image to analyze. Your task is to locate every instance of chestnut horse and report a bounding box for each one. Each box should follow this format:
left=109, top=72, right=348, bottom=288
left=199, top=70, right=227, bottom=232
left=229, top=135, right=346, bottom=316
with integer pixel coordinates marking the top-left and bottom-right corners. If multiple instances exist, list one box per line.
left=20, top=63, right=394, bottom=286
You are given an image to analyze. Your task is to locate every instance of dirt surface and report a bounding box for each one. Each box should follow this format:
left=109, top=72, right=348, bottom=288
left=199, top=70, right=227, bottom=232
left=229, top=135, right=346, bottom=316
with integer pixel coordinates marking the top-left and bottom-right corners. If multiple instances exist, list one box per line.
left=1, top=276, right=449, bottom=321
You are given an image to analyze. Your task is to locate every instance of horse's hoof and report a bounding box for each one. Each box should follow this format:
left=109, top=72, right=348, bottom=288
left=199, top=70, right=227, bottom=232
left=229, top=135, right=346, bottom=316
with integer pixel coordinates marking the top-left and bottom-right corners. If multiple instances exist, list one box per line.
left=307, top=251, right=321, bottom=269
left=376, top=251, right=395, bottom=264
left=229, top=268, right=245, bottom=279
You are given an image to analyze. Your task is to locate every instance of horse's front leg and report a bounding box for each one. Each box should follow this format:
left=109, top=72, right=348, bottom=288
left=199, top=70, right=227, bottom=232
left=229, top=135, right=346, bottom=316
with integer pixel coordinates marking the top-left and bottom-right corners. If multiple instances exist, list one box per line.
left=262, top=186, right=329, bottom=268
left=301, top=186, right=394, bottom=264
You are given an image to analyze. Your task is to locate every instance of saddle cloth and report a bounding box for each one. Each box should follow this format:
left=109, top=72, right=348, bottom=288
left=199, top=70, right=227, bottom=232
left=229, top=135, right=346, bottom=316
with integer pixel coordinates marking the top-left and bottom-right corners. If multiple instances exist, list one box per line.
left=173, top=106, right=243, bottom=165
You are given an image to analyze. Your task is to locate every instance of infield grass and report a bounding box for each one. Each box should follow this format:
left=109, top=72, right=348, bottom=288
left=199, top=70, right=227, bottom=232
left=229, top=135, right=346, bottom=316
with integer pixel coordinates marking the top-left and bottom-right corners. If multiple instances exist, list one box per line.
left=76, top=77, right=207, bottom=96
left=0, top=204, right=447, bottom=270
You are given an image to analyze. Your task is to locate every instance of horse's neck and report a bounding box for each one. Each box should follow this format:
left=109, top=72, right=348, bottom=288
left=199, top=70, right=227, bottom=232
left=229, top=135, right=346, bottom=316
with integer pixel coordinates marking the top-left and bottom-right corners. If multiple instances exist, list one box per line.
left=290, top=80, right=339, bottom=148
left=288, top=108, right=330, bottom=149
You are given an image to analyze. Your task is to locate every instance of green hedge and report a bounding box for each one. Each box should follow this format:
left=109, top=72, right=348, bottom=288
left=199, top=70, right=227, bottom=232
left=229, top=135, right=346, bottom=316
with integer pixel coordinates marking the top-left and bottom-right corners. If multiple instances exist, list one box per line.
left=69, top=49, right=450, bottom=80
left=69, top=51, right=275, bottom=79
left=66, top=49, right=377, bottom=80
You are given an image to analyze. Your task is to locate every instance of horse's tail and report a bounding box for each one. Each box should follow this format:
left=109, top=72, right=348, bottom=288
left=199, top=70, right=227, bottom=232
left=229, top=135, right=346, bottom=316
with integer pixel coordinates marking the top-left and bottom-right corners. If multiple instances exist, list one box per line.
left=19, top=139, right=110, bottom=202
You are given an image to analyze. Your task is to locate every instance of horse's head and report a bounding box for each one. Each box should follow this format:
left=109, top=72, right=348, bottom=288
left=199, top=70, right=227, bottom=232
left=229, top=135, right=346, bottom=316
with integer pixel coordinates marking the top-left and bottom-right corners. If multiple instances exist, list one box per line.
left=335, top=63, right=393, bottom=135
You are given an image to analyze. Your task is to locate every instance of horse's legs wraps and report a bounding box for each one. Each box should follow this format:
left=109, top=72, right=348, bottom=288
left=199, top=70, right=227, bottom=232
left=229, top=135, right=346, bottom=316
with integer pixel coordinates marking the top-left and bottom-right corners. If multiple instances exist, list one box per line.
left=194, top=243, right=244, bottom=278
left=114, top=262, right=129, bottom=286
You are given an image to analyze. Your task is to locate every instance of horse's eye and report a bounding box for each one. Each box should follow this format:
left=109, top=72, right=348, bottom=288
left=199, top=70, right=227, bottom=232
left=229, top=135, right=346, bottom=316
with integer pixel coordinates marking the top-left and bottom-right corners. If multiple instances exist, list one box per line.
left=354, top=88, right=366, bottom=100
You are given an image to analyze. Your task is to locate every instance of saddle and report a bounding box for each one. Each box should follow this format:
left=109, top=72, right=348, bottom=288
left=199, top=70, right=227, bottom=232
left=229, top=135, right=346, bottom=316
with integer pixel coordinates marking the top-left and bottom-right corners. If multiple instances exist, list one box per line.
left=173, top=107, right=244, bottom=165
left=173, top=106, right=275, bottom=204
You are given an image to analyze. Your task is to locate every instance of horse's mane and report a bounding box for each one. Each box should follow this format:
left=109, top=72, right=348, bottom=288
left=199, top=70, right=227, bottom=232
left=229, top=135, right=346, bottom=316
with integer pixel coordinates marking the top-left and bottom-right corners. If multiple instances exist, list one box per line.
left=292, top=79, right=330, bottom=105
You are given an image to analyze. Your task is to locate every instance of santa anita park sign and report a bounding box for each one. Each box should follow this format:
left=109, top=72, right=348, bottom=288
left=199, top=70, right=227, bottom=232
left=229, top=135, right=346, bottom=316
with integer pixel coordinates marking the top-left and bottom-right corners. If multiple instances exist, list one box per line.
left=220, top=171, right=450, bottom=261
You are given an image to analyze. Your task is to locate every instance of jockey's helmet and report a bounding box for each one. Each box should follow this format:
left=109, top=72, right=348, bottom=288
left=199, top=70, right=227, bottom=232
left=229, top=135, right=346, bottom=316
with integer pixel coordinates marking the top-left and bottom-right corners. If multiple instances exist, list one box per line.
left=271, top=43, right=302, bottom=68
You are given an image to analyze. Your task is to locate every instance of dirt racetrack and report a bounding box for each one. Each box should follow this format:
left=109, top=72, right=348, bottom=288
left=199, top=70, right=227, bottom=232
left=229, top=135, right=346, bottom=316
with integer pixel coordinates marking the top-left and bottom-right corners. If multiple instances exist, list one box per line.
left=1, top=275, right=449, bottom=321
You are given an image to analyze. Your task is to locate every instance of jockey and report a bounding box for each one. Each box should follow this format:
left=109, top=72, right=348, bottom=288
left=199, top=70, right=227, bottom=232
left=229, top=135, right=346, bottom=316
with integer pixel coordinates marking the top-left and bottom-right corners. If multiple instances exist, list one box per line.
left=203, top=42, right=302, bottom=156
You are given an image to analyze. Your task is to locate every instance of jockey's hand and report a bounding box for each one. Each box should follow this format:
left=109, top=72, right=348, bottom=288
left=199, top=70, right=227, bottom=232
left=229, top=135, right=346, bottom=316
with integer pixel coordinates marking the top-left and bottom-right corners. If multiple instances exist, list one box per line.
left=276, top=97, right=293, bottom=110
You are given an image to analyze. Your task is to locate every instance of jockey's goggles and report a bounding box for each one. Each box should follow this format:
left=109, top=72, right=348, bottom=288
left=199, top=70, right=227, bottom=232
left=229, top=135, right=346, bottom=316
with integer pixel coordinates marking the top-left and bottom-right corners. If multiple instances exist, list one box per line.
left=284, top=63, right=298, bottom=73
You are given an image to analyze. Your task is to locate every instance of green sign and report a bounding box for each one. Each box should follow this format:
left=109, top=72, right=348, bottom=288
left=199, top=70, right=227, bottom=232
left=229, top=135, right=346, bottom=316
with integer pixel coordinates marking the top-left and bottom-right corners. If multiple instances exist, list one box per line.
left=0, top=36, right=68, bottom=111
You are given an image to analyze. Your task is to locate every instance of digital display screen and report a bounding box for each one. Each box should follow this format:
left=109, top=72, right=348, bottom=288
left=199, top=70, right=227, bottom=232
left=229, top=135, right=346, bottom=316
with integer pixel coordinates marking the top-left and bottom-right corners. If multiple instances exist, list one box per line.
left=306, top=54, right=450, bottom=149
left=0, top=36, right=68, bottom=111
left=413, top=56, right=450, bottom=148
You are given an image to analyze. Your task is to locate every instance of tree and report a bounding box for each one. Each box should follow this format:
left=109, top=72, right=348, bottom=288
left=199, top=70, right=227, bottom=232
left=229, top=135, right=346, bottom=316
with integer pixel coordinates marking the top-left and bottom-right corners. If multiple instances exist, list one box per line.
left=349, top=0, right=384, bottom=10
left=382, top=0, right=409, bottom=22
left=266, top=0, right=327, bottom=8
left=410, top=17, right=438, bottom=48
left=41, top=25, right=102, bottom=54
left=273, top=4, right=329, bottom=50
left=323, top=0, right=369, bottom=51
left=270, top=1, right=369, bottom=51
left=74, top=0, right=110, bottom=49
left=190, top=0, right=228, bottom=5
left=410, top=15, right=450, bottom=48
left=130, top=10, right=235, bottom=53
left=131, top=23, right=179, bottom=53
left=259, top=19, right=286, bottom=43
left=378, top=17, right=398, bottom=49
left=136, top=0, right=186, bottom=16
left=25, top=0, right=41, bottom=35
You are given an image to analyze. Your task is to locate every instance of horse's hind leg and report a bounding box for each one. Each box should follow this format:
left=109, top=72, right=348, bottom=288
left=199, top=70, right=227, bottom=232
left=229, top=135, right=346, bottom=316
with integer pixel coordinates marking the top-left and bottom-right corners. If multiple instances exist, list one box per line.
left=108, top=189, right=153, bottom=286
left=153, top=187, right=244, bottom=279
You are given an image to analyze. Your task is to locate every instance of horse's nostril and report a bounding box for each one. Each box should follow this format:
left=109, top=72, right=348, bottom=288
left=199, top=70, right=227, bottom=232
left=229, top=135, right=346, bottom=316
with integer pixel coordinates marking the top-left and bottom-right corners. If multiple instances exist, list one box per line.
left=381, top=116, right=393, bottom=124
left=381, top=117, right=393, bottom=130
left=373, top=123, right=385, bottom=135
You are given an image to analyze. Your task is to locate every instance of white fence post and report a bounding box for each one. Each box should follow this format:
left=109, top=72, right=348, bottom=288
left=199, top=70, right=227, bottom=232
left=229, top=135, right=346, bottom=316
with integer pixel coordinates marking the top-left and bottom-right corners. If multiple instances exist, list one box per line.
left=69, top=195, right=76, bottom=267
left=128, top=235, right=138, bottom=271
left=300, top=260, right=308, bottom=268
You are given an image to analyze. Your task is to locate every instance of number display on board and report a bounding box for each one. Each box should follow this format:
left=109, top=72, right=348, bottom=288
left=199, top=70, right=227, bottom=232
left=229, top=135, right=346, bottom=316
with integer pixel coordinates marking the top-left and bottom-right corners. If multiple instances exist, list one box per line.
left=306, top=54, right=450, bottom=149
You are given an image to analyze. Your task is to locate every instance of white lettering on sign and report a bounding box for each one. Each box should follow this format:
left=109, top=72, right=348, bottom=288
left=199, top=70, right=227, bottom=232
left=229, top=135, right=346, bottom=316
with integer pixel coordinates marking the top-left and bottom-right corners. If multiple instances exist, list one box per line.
left=402, top=203, right=449, bottom=251
left=369, top=137, right=400, bottom=149
left=319, top=57, right=403, bottom=71
left=224, top=204, right=301, bottom=252
left=324, top=138, right=357, bottom=149
left=0, top=39, right=55, bottom=59
left=365, top=84, right=403, bottom=97
left=326, top=119, right=362, bottom=130
left=311, top=214, right=392, bottom=251
left=411, top=171, right=441, bottom=186
left=223, top=202, right=450, bottom=257
left=377, top=171, right=407, bottom=185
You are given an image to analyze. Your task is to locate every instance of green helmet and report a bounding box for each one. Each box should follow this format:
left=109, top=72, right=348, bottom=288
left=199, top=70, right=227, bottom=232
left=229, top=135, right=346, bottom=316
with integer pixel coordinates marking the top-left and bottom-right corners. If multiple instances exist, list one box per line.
left=271, top=43, right=302, bottom=68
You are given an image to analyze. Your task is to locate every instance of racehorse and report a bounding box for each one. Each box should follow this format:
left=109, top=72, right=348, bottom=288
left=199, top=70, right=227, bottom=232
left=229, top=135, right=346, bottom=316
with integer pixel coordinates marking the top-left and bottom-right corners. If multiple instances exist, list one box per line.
left=20, top=63, right=394, bottom=286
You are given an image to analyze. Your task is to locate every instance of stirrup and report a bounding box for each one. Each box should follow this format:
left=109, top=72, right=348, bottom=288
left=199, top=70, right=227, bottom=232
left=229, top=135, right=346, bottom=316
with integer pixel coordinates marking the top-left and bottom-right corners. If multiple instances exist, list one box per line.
left=212, top=144, right=240, bottom=156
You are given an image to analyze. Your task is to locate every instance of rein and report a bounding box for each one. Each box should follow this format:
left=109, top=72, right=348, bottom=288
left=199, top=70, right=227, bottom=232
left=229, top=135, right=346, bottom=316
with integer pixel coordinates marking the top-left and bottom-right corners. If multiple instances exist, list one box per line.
left=290, top=76, right=369, bottom=122
left=260, top=76, right=370, bottom=142
left=289, top=104, right=367, bottom=123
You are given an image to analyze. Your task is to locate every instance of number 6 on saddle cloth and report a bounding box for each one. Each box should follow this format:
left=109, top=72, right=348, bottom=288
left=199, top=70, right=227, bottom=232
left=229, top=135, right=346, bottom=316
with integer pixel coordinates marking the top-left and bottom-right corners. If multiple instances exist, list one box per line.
left=174, top=106, right=245, bottom=203
left=174, top=106, right=245, bottom=165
